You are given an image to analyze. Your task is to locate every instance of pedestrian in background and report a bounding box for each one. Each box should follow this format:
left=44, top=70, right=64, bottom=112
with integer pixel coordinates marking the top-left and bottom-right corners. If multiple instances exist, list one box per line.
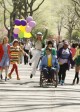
left=72, top=43, right=80, bottom=85
left=24, top=39, right=31, bottom=65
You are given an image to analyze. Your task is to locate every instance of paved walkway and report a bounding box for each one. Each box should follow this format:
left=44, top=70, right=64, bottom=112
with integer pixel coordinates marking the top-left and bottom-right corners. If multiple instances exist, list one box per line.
left=0, top=64, right=80, bottom=112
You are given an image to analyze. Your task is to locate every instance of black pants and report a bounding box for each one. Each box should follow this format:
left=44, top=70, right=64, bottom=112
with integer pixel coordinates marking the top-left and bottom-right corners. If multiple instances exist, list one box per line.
left=58, top=63, right=68, bottom=82
left=74, top=72, right=79, bottom=80
left=42, top=67, right=54, bottom=79
left=24, top=49, right=29, bottom=64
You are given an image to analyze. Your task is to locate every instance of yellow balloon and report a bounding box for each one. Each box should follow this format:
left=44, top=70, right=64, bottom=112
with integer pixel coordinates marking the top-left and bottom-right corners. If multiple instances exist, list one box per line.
left=24, top=32, right=32, bottom=38
left=14, top=25, right=20, bottom=29
left=19, top=26, right=26, bottom=32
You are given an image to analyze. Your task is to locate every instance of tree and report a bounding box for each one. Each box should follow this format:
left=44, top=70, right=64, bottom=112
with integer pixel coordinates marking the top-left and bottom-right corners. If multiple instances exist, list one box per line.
left=60, top=5, right=79, bottom=41
left=0, top=0, right=45, bottom=41
left=71, top=0, right=80, bottom=17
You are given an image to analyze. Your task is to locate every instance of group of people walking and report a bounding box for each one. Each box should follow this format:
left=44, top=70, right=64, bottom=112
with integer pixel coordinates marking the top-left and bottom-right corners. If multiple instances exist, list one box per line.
left=0, top=31, right=80, bottom=86
left=0, top=36, right=29, bottom=81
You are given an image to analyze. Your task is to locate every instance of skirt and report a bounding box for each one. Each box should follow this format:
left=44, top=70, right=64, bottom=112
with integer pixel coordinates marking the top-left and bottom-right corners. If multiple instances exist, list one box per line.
left=75, top=56, right=80, bottom=66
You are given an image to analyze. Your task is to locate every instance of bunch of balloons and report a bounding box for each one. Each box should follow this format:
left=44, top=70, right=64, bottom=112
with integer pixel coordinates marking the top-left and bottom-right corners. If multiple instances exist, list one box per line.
left=13, top=16, right=36, bottom=39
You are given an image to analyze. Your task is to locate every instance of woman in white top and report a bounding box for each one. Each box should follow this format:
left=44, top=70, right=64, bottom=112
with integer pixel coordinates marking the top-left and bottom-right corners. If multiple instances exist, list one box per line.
left=29, top=29, right=48, bottom=78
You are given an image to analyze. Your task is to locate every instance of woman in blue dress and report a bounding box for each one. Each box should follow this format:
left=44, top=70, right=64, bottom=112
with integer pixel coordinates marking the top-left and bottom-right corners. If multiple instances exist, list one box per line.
left=0, top=36, right=10, bottom=81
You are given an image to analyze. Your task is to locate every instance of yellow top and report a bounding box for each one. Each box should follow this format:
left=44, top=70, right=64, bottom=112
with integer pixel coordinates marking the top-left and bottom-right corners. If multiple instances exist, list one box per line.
left=73, top=48, right=80, bottom=60
left=48, top=55, right=52, bottom=67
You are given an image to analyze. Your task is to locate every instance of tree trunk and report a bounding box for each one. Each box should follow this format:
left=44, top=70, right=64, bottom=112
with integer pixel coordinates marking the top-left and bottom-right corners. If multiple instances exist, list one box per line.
left=68, top=29, right=72, bottom=42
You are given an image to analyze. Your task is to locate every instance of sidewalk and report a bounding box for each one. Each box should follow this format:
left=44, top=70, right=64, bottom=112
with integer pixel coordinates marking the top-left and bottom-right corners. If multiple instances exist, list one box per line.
left=0, top=64, right=80, bottom=112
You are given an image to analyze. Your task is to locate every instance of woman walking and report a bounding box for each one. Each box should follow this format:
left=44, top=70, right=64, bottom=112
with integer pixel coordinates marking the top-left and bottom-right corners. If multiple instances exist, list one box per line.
left=8, top=39, right=29, bottom=80
left=0, top=36, right=10, bottom=81
left=57, top=41, right=72, bottom=85
left=72, top=43, right=80, bottom=84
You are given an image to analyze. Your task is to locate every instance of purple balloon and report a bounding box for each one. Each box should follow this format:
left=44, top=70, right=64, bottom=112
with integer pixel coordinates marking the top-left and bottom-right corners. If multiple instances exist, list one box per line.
left=28, top=21, right=36, bottom=28
left=14, top=19, right=21, bottom=26
left=13, top=33, right=18, bottom=38
left=26, top=16, right=33, bottom=23
left=21, top=20, right=27, bottom=26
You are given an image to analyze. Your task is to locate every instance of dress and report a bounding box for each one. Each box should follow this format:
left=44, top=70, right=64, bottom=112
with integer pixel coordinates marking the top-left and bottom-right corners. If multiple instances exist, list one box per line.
left=10, top=46, right=21, bottom=64
left=73, top=48, right=80, bottom=66
left=0, top=44, right=10, bottom=68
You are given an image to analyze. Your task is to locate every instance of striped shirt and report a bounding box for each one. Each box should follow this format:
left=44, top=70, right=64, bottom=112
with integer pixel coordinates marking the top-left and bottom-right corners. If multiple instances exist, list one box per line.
left=10, top=46, right=21, bottom=64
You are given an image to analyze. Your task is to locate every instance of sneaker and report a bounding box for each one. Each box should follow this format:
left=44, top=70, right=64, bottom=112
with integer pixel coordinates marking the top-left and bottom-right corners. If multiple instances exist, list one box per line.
left=30, top=74, right=33, bottom=78
left=76, top=78, right=79, bottom=84
left=17, top=77, right=20, bottom=80
left=29, top=63, right=32, bottom=66
left=58, top=80, right=61, bottom=84
left=8, top=74, right=12, bottom=79
left=72, top=79, right=75, bottom=85
left=60, top=80, right=64, bottom=85
left=5, top=77, right=7, bottom=81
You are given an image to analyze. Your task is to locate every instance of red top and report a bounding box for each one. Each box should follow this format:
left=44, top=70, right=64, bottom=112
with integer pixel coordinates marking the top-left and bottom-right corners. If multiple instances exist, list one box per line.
left=0, top=44, right=10, bottom=62
left=70, top=47, right=76, bottom=58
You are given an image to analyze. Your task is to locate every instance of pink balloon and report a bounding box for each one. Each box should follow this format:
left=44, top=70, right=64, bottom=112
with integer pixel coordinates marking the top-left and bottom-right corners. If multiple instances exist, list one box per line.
left=13, top=28, right=20, bottom=34
left=28, top=21, right=36, bottom=28
left=26, top=16, right=33, bottom=23
left=26, top=25, right=32, bottom=32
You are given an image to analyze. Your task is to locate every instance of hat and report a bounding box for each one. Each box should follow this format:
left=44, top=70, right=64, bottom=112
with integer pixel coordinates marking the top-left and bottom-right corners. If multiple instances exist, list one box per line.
left=13, top=39, right=19, bottom=44
left=64, top=41, right=68, bottom=45
left=37, top=32, right=42, bottom=35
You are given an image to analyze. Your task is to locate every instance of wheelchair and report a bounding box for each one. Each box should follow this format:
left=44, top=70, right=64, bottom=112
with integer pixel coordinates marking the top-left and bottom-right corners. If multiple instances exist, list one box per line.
left=40, top=68, right=58, bottom=88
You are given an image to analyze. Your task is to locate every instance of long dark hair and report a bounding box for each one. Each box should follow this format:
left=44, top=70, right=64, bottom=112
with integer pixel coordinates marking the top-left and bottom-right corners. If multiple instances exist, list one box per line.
left=47, top=41, right=53, bottom=47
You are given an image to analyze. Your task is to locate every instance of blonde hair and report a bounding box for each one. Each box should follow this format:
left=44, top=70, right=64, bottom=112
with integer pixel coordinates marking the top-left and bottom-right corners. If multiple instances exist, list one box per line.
left=3, top=36, right=8, bottom=44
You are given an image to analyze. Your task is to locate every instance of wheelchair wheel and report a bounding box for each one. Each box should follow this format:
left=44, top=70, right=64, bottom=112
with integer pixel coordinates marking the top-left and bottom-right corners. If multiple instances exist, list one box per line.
left=55, top=72, right=58, bottom=88
left=40, top=72, right=43, bottom=87
left=53, top=71, right=58, bottom=88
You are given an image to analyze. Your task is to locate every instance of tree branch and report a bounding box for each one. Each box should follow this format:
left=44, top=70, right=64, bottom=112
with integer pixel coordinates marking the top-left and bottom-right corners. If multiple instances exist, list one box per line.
left=0, top=0, right=11, bottom=13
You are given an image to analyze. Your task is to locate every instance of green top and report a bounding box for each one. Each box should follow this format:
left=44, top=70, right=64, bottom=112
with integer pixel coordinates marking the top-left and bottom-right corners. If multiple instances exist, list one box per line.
left=42, top=47, right=57, bottom=56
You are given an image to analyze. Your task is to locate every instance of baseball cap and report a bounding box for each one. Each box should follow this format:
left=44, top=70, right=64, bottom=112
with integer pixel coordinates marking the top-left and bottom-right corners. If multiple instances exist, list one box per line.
left=37, top=32, right=42, bottom=35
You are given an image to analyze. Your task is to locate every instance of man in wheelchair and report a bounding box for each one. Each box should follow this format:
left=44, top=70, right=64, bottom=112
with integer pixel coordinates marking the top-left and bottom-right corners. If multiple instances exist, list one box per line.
left=40, top=47, right=59, bottom=83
